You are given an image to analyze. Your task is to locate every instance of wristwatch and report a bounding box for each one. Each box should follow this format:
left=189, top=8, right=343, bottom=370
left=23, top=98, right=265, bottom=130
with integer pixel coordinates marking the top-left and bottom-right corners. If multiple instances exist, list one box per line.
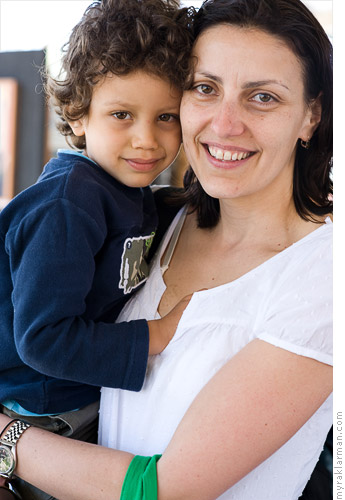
left=0, top=420, right=31, bottom=479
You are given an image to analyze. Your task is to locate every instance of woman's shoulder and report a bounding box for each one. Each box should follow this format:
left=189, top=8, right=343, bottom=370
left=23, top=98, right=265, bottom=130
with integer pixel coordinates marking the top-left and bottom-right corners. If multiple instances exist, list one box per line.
left=276, top=215, right=332, bottom=275
left=256, top=218, right=332, bottom=365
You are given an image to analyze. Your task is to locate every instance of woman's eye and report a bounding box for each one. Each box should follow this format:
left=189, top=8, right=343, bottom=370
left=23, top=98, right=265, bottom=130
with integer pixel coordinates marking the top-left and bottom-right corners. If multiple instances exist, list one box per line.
left=252, top=93, right=275, bottom=104
left=194, top=84, right=214, bottom=95
left=159, top=114, right=177, bottom=122
left=113, top=112, right=131, bottom=120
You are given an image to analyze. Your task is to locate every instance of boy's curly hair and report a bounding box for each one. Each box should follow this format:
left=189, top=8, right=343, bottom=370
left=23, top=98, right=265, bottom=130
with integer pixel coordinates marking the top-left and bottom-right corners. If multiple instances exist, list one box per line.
left=46, top=0, right=194, bottom=149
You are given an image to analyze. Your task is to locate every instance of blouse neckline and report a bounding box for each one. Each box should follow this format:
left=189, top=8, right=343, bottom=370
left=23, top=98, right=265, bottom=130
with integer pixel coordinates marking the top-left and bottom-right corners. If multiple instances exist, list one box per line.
left=157, top=208, right=332, bottom=295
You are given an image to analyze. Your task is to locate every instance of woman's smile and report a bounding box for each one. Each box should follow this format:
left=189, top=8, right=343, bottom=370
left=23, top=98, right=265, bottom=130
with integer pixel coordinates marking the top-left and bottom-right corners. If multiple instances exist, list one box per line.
left=203, top=143, right=255, bottom=167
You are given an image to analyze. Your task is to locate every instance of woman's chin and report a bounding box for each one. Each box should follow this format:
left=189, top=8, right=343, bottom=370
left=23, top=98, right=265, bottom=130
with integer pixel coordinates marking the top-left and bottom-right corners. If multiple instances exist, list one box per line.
left=198, top=177, right=243, bottom=200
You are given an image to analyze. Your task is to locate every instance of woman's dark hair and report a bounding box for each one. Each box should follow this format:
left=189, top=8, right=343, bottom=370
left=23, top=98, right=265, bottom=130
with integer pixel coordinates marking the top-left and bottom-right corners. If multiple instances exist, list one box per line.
left=46, top=0, right=194, bottom=149
left=181, top=0, right=333, bottom=226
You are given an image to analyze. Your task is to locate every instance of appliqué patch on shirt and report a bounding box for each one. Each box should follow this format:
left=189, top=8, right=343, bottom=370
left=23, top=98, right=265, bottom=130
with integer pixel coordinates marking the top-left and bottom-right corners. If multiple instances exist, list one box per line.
left=119, top=232, right=155, bottom=294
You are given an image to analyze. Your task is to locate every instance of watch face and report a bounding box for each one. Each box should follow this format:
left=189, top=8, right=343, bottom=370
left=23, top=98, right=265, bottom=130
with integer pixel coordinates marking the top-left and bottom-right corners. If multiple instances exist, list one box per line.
left=0, top=445, right=14, bottom=475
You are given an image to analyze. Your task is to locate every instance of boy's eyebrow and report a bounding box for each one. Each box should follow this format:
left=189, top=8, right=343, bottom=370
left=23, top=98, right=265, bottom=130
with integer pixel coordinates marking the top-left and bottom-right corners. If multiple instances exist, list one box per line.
left=195, top=72, right=290, bottom=91
left=102, top=99, right=132, bottom=107
left=102, top=99, right=180, bottom=110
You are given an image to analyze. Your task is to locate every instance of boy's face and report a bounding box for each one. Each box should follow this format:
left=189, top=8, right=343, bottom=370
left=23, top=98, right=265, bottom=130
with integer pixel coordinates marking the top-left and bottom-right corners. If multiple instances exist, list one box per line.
left=70, top=71, right=182, bottom=188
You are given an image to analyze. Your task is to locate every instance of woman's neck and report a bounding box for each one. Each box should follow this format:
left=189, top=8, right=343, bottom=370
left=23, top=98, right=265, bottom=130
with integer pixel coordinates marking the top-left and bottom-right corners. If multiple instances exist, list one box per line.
left=214, top=192, right=322, bottom=250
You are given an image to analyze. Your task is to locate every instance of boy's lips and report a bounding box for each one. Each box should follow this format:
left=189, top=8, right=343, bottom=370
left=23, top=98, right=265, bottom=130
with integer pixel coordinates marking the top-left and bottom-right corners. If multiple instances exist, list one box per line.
left=124, top=157, right=163, bottom=171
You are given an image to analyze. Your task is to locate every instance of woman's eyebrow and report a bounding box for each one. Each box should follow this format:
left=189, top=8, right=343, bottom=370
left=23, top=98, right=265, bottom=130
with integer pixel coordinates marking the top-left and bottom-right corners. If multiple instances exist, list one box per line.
left=195, top=73, right=290, bottom=91
left=241, top=79, right=290, bottom=90
left=195, top=71, right=223, bottom=84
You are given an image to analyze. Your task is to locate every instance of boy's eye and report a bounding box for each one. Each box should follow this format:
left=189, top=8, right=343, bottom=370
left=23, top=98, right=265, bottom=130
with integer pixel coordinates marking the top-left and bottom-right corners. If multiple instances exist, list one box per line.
left=251, top=93, right=275, bottom=104
left=159, top=114, right=177, bottom=122
left=113, top=112, right=131, bottom=120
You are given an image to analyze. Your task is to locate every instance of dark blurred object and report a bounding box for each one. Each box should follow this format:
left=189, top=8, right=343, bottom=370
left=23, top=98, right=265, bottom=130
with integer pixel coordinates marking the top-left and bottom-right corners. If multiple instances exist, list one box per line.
left=154, top=146, right=189, bottom=186
left=0, top=476, right=22, bottom=499
left=148, top=186, right=184, bottom=262
left=299, top=427, right=333, bottom=499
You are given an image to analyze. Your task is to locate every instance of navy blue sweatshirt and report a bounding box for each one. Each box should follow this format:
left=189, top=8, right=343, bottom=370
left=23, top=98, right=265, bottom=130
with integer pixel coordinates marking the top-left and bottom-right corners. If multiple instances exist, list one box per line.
left=0, top=152, right=157, bottom=414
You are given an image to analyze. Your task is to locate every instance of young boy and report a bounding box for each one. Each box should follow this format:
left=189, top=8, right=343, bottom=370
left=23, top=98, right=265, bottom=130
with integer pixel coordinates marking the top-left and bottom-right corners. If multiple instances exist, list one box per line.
left=0, top=0, right=192, bottom=444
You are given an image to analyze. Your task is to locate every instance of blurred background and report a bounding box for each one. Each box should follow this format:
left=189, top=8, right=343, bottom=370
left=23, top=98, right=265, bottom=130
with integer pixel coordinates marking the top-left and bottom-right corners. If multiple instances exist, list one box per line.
left=0, top=0, right=333, bottom=206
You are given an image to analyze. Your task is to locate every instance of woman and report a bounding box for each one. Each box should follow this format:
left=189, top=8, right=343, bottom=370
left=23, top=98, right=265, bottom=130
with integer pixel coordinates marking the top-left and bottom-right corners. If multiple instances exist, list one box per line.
left=0, top=0, right=332, bottom=498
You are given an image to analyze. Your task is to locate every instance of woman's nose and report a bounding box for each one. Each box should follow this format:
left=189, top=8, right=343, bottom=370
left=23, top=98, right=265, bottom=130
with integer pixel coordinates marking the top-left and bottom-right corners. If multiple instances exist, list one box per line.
left=210, top=102, right=246, bottom=138
left=131, top=123, right=159, bottom=150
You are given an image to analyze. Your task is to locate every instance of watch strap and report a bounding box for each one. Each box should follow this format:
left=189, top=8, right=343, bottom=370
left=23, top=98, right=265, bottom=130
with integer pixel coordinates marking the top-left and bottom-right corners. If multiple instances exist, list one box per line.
left=1, top=421, right=31, bottom=446
left=0, top=420, right=31, bottom=480
left=0, top=476, right=8, bottom=487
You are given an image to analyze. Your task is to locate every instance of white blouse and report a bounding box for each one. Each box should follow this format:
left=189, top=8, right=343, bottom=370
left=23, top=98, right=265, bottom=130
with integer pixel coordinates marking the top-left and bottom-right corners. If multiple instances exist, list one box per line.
left=99, top=208, right=332, bottom=500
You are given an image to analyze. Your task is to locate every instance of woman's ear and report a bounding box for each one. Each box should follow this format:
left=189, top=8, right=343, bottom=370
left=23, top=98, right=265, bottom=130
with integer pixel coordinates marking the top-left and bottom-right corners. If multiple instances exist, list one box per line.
left=68, top=119, right=86, bottom=137
left=300, top=94, right=322, bottom=142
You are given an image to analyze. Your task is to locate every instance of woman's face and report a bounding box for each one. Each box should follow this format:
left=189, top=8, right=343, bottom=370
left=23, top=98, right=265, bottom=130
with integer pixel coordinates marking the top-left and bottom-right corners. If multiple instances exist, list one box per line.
left=181, top=25, right=320, bottom=203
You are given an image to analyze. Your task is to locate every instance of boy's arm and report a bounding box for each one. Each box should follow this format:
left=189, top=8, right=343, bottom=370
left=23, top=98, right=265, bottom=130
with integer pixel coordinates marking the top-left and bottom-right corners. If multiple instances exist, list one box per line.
left=0, top=340, right=332, bottom=500
left=8, top=200, right=185, bottom=391
left=148, top=294, right=192, bottom=355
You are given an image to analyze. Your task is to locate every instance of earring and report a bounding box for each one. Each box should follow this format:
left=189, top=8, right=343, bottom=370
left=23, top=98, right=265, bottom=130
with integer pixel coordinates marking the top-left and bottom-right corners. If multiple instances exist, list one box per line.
left=300, top=138, right=310, bottom=149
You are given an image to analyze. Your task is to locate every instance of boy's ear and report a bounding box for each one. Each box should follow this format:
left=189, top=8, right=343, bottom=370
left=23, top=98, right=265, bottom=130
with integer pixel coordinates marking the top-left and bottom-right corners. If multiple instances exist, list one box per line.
left=300, top=93, right=322, bottom=142
left=68, top=119, right=85, bottom=137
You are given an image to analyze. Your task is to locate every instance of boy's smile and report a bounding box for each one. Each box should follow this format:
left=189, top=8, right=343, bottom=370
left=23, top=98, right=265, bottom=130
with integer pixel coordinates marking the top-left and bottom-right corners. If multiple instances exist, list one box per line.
left=70, top=71, right=182, bottom=188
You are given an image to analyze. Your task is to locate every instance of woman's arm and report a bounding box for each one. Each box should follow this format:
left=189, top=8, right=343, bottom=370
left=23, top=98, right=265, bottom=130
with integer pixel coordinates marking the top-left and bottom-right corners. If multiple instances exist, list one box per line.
left=0, top=338, right=332, bottom=500
left=156, top=339, right=332, bottom=500
left=2, top=421, right=133, bottom=500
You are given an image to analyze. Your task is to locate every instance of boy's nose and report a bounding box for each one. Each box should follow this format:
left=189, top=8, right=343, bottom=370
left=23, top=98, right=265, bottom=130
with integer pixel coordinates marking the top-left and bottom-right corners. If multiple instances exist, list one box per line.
left=131, top=123, right=159, bottom=150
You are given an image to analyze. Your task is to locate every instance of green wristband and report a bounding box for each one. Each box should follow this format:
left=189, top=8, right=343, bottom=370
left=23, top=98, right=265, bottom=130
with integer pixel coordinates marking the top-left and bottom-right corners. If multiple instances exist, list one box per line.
left=120, top=454, right=162, bottom=500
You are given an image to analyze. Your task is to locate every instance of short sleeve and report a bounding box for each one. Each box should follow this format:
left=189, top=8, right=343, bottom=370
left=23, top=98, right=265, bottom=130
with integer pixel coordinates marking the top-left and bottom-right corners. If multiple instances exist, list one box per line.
left=257, top=224, right=332, bottom=366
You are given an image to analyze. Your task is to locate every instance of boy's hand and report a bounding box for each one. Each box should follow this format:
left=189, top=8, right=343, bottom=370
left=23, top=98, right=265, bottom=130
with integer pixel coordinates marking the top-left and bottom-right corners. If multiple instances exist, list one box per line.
left=148, top=294, right=193, bottom=355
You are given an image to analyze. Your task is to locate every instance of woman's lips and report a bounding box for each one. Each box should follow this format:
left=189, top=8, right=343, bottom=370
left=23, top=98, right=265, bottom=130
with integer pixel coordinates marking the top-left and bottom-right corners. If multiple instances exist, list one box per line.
left=203, top=144, right=255, bottom=168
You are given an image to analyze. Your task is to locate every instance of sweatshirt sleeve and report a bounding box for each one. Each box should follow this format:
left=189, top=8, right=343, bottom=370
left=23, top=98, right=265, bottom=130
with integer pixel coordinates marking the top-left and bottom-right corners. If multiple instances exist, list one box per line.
left=6, top=199, right=149, bottom=391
